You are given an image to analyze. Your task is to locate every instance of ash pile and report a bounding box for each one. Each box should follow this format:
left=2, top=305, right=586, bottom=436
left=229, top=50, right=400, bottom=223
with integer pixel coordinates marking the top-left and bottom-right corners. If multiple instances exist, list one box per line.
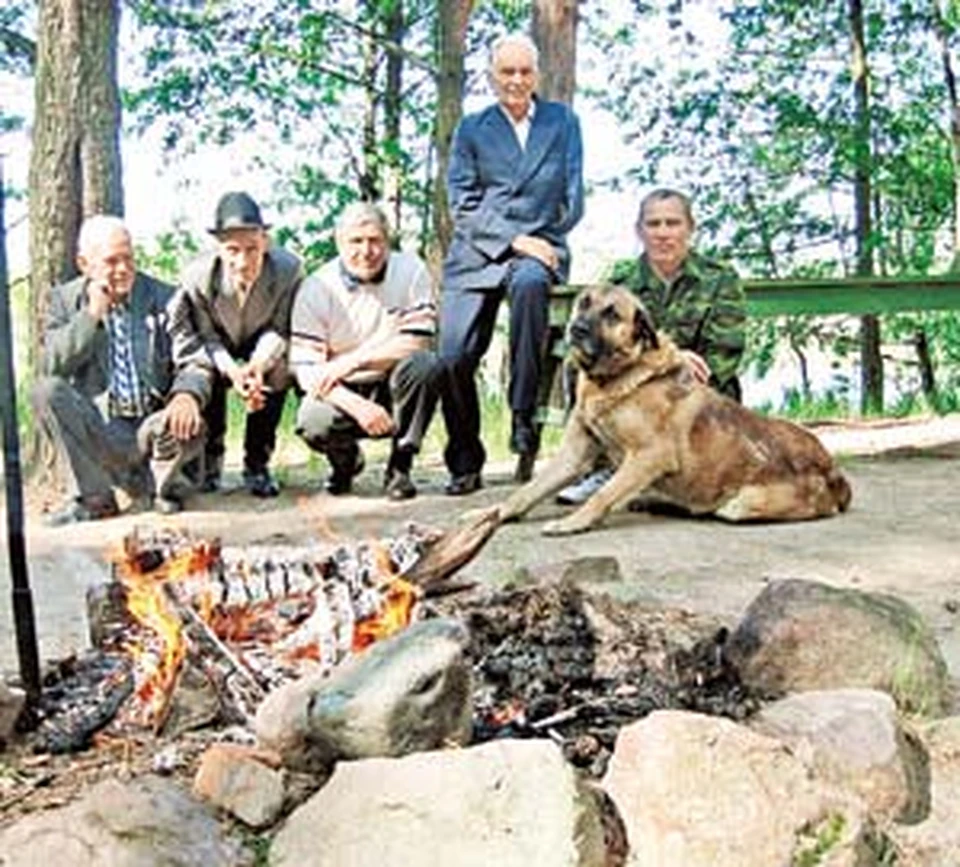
left=445, top=580, right=761, bottom=777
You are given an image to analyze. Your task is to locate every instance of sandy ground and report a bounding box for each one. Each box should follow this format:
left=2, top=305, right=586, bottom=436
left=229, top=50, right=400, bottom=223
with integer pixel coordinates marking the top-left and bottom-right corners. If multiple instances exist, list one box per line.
left=3, top=415, right=960, bottom=686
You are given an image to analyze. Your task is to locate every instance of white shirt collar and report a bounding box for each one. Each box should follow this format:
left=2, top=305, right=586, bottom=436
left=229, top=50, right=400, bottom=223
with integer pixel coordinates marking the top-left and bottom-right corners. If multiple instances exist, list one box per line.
left=499, top=99, right=536, bottom=150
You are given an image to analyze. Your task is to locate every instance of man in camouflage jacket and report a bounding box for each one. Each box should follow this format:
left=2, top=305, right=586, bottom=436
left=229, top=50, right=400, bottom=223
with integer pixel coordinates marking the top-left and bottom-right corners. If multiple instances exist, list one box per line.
left=607, top=188, right=746, bottom=400
left=556, top=187, right=747, bottom=505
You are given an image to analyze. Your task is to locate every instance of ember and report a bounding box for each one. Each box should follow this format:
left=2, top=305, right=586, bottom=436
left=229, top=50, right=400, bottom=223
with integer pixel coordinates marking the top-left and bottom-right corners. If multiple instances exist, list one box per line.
left=446, top=581, right=760, bottom=777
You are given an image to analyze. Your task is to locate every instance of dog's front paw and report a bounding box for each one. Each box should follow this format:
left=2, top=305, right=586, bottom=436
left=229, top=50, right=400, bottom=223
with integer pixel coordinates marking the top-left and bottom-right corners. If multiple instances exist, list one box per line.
left=541, top=516, right=592, bottom=536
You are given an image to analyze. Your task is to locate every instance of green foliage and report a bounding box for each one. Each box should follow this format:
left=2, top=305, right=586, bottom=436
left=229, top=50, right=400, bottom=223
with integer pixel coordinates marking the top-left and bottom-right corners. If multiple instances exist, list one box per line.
left=134, top=226, right=201, bottom=283
left=793, top=812, right=847, bottom=866
left=591, top=0, right=960, bottom=414
left=123, top=0, right=445, bottom=254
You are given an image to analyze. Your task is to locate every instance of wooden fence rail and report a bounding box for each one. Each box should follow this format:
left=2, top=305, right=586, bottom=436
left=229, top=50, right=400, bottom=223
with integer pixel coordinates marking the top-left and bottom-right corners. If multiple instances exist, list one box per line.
left=537, top=276, right=960, bottom=422
left=547, top=275, right=960, bottom=329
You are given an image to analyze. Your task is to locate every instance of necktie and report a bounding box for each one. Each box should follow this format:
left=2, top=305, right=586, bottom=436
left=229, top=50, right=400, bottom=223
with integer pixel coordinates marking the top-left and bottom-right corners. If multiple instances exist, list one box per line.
left=109, top=306, right=144, bottom=417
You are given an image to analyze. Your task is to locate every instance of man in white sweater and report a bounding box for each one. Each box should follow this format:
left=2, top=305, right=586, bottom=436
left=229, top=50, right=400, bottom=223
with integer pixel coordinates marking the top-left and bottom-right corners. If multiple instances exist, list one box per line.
left=289, top=203, right=438, bottom=499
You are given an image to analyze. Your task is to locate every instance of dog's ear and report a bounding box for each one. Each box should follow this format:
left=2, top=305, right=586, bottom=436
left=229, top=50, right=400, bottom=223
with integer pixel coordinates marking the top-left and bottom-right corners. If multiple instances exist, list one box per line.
left=632, top=302, right=659, bottom=349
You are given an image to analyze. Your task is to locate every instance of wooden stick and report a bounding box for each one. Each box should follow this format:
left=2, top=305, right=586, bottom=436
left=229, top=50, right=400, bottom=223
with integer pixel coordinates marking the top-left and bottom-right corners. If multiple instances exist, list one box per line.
left=160, top=584, right=266, bottom=701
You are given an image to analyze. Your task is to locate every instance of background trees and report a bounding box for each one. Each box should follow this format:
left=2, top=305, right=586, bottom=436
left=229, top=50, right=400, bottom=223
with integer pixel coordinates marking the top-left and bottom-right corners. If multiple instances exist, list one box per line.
left=28, top=0, right=123, bottom=368
left=10, top=0, right=960, bottom=416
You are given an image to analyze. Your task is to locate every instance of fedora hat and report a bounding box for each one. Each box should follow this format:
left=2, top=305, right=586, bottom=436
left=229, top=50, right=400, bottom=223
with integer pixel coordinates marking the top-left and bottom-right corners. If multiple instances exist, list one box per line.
left=208, top=191, right=270, bottom=235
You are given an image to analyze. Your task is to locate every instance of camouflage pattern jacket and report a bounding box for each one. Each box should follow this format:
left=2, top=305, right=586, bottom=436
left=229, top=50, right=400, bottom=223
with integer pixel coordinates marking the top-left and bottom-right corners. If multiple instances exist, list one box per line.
left=608, top=251, right=746, bottom=400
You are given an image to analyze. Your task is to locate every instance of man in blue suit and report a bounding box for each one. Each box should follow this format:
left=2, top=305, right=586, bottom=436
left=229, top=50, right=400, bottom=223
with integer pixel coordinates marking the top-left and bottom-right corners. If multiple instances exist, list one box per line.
left=438, top=32, right=584, bottom=495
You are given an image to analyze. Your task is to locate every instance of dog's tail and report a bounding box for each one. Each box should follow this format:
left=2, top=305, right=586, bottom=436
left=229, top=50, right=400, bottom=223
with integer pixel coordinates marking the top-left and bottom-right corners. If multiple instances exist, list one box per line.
left=827, top=467, right=852, bottom=513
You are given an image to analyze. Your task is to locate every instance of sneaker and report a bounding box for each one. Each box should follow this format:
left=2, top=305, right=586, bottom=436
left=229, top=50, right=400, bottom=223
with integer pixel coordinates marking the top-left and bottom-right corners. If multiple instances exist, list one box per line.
left=44, top=495, right=119, bottom=527
left=555, top=467, right=615, bottom=506
left=384, top=468, right=417, bottom=501
left=243, top=467, right=280, bottom=498
left=325, top=452, right=365, bottom=496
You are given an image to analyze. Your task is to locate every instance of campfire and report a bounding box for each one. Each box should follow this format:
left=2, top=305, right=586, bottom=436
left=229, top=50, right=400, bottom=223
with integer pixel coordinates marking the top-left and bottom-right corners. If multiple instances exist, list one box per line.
left=33, top=527, right=433, bottom=751
left=28, top=518, right=756, bottom=783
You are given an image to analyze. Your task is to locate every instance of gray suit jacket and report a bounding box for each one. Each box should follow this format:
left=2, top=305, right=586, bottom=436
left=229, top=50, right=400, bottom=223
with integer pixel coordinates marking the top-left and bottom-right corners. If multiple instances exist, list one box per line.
left=41, top=272, right=211, bottom=412
left=177, top=246, right=303, bottom=377
left=443, top=98, right=584, bottom=292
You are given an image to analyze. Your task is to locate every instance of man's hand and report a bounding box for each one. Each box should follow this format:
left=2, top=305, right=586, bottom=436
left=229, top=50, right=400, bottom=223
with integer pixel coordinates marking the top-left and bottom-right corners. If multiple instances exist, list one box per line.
left=349, top=396, right=395, bottom=437
left=229, top=362, right=267, bottom=411
left=680, top=349, right=711, bottom=384
left=512, top=235, right=559, bottom=272
left=87, top=280, right=114, bottom=320
left=312, top=355, right=358, bottom=398
left=165, top=392, right=202, bottom=440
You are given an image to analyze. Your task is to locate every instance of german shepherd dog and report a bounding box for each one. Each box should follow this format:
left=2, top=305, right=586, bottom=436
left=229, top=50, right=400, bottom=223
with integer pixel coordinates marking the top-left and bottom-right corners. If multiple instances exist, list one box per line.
left=496, top=285, right=851, bottom=536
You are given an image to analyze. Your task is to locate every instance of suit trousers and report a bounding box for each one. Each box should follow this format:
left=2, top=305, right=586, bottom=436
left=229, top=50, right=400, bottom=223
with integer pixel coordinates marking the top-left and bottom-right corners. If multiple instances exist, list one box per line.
left=295, top=350, right=437, bottom=473
left=32, top=376, right=203, bottom=503
left=438, top=257, right=552, bottom=477
left=203, top=374, right=288, bottom=474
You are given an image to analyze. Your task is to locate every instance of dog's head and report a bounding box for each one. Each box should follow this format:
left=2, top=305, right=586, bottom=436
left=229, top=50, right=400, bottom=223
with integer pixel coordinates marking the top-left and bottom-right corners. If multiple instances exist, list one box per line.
left=565, top=285, right=659, bottom=380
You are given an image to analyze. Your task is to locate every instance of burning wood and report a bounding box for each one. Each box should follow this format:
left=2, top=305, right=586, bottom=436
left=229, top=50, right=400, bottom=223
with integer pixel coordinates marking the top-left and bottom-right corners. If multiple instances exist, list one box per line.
left=98, top=526, right=435, bottom=734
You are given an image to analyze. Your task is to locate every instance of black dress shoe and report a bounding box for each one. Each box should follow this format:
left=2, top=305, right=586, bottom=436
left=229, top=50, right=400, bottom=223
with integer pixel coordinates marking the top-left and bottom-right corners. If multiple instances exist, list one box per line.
left=384, top=469, right=417, bottom=501
left=514, top=452, right=537, bottom=483
left=325, top=452, right=365, bottom=496
left=153, top=495, right=183, bottom=515
left=444, top=472, right=482, bottom=496
left=243, top=468, right=280, bottom=498
left=44, top=496, right=119, bottom=527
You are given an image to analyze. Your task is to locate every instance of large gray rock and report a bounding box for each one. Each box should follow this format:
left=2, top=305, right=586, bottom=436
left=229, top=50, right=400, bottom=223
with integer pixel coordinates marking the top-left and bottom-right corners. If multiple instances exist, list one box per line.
left=728, top=579, right=952, bottom=716
left=602, top=710, right=871, bottom=867
left=751, top=688, right=929, bottom=823
left=888, top=716, right=960, bottom=865
left=256, top=617, right=472, bottom=771
left=269, top=739, right=607, bottom=867
left=0, top=775, right=248, bottom=866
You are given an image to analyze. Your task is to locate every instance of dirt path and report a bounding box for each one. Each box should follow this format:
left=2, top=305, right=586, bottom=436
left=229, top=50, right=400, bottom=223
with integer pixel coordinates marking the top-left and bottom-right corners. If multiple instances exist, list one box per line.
left=3, top=416, right=960, bottom=683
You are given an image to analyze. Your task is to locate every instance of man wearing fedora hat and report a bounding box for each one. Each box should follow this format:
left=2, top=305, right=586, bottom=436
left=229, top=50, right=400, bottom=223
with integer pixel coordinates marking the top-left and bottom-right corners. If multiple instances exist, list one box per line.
left=176, top=191, right=304, bottom=497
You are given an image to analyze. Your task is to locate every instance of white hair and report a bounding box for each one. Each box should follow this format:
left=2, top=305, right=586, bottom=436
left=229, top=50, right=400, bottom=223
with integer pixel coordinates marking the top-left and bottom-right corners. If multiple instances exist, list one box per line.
left=77, top=214, right=129, bottom=256
left=336, top=201, right=392, bottom=239
left=489, top=32, right=540, bottom=73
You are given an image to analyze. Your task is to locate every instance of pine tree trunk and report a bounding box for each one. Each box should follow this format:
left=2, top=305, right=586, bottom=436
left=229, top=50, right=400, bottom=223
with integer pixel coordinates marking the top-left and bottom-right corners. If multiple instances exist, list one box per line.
left=383, top=0, right=405, bottom=232
left=28, top=0, right=123, bottom=372
left=849, top=0, right=882, bottom=413
left=432, top=0, right=473, bottom=257
left=532, top=0, right=578, bottom=105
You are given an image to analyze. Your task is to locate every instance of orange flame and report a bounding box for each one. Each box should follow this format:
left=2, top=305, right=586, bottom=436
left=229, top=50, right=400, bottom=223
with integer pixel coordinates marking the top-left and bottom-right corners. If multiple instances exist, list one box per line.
left=113, top=539, right=218, bottom=724
left=352, top=576, right=420, bottom=651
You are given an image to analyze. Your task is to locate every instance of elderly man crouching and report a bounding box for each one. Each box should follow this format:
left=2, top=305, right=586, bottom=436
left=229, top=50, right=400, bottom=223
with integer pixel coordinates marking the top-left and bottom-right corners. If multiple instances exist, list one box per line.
left=33, top=215, right=209, bottom=524
left=290, top=203, right=438, bottom=499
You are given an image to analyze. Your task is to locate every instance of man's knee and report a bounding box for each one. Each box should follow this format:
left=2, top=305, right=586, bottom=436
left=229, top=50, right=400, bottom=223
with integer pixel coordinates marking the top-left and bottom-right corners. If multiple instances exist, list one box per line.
left=392, top=350, right=438, bottom=391
left=295, top=397, right=338, bottom=448
left=31, top=376, right=76, bottom=417
left=509, top=258, right=552, bottom=302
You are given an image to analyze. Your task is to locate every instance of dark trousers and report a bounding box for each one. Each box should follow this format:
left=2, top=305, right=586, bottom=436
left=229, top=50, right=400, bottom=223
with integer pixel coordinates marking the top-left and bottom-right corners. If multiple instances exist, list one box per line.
left=295, top=350, right=437, bottom=473
left=437, top=257, right=552, bottom=477
left=32, top=376, right=203, bottom=502
left=204, top=374, right=287, bottom=474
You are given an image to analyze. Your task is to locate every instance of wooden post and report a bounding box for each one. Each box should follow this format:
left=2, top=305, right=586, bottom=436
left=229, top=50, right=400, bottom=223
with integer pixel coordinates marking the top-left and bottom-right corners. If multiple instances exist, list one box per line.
left=0, top=160, right=41, bottom=703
